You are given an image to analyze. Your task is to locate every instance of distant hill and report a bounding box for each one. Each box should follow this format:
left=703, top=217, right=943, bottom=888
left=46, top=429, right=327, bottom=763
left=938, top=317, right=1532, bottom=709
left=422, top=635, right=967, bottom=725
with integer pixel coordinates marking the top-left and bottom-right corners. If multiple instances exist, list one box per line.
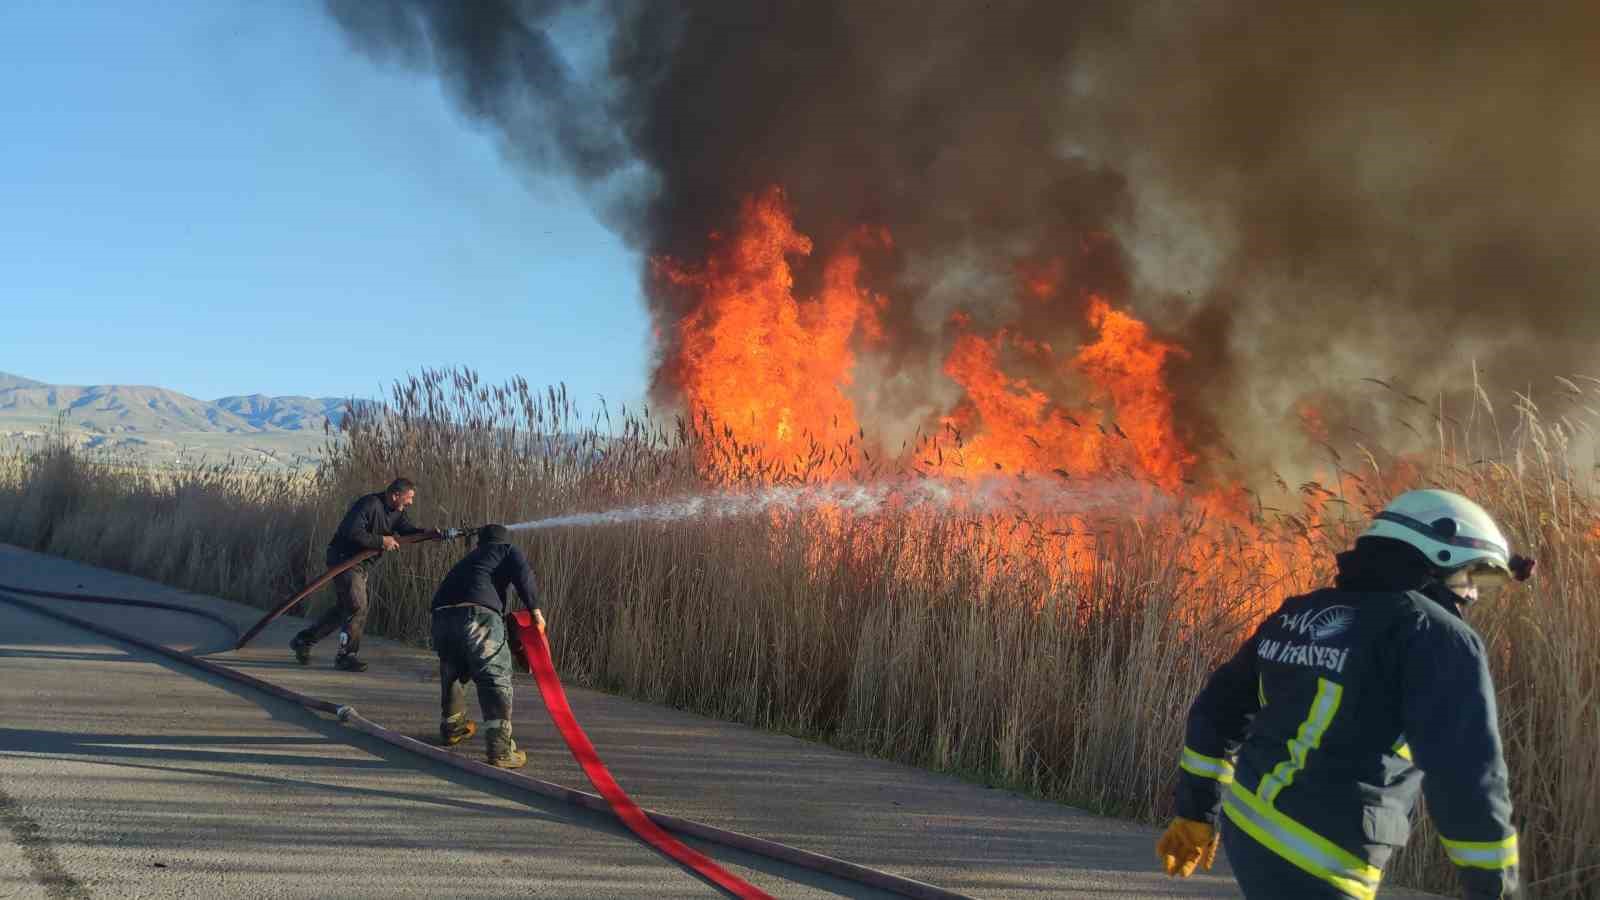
left=0, top=372, right=46, bottom=391
left=213, top=394, right=349, bottom=431
left=0, top=372, right=346, bottom=468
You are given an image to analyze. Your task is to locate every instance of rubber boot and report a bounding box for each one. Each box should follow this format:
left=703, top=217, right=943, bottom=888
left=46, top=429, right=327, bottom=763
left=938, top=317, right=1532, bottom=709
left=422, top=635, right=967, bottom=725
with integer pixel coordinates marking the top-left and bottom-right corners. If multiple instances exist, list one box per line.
left=289, top=634, right=312, bottom=666
left=334, top=653, right=369, bottom=672
left=485, top=722, right=526, bottom=769
left=440, top=713, right=478, bottom=746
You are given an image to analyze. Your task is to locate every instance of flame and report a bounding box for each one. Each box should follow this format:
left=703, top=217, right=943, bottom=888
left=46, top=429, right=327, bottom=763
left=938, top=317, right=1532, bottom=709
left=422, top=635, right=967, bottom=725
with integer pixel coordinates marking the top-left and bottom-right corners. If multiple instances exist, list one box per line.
left=655, top=188, right=1196, bottom=492
left=937, top=295, right=1192, bottom=489
left=653, top=189, right=885, bottom=464
left=1016, top=257, right=1067, bottom=301
left=648, top=189, right=1365, bottom=610
left=1297, top=401, right=1331, bottom=444
left=1075, top=296, right=1195, bottom=486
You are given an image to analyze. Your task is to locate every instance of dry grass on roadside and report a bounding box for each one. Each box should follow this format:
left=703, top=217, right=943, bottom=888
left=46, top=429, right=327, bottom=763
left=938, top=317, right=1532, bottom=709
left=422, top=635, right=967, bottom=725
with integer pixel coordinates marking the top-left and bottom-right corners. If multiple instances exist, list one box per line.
left=0, top=435, right=322, bottom=611
left=2, top=368, right=1595, bottom=897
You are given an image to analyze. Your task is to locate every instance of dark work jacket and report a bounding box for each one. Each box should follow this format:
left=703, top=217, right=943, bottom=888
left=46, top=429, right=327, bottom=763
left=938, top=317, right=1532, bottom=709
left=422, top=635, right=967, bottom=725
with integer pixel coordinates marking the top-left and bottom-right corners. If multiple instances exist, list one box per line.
left=325, top=493, right=425, bottom=567
left=430, top=543, right=537, bottom=618
left=1175, top=539, right=1519, bottom=899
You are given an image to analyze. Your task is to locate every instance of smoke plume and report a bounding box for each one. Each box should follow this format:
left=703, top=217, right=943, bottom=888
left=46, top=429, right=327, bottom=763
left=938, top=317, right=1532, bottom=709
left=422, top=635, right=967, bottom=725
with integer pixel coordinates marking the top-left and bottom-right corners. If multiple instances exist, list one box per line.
left=327, top=0, right=1600, bottom=476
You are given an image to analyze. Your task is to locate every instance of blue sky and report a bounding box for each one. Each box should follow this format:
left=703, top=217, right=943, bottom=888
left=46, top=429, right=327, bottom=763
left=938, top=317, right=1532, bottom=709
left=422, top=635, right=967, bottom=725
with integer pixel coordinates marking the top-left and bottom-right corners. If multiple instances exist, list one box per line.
left=0, top=0, right=649, bottom=410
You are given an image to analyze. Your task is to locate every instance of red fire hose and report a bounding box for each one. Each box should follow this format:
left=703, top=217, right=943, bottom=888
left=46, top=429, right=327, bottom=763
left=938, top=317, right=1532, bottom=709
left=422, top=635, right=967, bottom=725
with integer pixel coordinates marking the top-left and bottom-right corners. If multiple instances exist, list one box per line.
left=506, top=610, right=773, bottom=899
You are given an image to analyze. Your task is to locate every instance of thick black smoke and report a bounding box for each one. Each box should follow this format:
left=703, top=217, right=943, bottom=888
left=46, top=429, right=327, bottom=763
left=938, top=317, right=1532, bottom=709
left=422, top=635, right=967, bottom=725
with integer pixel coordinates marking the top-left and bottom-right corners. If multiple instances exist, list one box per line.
left=325, top=0, right=626, bottom=179
left=328, top=0, right=1600, bottom=472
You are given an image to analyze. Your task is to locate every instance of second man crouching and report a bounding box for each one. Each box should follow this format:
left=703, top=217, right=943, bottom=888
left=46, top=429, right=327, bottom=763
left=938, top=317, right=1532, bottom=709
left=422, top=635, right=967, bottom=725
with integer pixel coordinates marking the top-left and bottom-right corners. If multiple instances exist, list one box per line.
left=430, top=523, right=541, bottom=769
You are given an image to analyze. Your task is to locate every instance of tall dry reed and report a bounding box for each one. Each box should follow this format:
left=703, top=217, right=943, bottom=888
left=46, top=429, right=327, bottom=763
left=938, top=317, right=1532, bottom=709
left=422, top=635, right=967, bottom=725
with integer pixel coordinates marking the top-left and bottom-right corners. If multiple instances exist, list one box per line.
left=1, top=368, right=1594, bottom=898
left=1, top=430, right=322, bottom=610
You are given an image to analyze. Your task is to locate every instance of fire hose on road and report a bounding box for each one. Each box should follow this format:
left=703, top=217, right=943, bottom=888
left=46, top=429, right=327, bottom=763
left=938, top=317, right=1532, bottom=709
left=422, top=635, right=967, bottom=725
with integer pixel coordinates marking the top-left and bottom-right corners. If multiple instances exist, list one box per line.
left=232, top=530, right=444, bottom=651
left=0, top=567, right=970, bottom=900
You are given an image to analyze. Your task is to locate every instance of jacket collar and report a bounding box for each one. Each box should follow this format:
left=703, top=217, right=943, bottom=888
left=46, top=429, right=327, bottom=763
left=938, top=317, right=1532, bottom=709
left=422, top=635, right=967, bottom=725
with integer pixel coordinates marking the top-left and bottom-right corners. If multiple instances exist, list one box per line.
left=1334, top=538, right=1465, bottom=620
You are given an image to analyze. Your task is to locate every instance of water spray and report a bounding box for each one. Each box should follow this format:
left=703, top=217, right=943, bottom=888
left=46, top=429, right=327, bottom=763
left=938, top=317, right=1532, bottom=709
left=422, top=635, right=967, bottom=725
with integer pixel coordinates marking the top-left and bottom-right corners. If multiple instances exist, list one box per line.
left=502, top=475, right=1171, bottom=534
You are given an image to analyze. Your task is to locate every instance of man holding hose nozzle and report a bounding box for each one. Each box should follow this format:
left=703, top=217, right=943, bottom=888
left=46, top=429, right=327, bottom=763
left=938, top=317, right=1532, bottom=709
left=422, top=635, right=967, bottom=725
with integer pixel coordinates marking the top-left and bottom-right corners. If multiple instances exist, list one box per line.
left=1157, top=489, right=1531, bottom=899
left=430, top=523, right=542, bottom=769
left=290, top=477, right=445, bottom=672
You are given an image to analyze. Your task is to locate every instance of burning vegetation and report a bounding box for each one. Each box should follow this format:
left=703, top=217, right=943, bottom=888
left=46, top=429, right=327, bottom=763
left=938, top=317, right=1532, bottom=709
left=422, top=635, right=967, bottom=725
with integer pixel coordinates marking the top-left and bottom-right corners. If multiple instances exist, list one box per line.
left=289, top=3, right=1600, bottom=893
left=329, top=0, right=1600, bottom=498
left=650, top=189, right=1196, bottom=487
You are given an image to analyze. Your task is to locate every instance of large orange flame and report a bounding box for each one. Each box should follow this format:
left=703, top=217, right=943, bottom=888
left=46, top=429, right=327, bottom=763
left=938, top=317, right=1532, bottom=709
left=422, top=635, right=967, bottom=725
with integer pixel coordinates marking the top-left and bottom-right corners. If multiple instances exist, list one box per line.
left=653, top=189, right=885, bottom=463
left=653, top=188, right=1204, bottom=494
left=1076, top=297, right=1195, bottom=485
left=644, top=191, right=1392, bottom=618
left=937, top=296, right=1191, bottom=488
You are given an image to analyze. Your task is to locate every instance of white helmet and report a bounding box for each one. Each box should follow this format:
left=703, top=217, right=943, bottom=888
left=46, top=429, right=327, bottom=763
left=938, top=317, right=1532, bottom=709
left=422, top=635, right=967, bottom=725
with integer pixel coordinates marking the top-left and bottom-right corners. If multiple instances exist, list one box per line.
left=1362, top=489, right=1513, bottom=582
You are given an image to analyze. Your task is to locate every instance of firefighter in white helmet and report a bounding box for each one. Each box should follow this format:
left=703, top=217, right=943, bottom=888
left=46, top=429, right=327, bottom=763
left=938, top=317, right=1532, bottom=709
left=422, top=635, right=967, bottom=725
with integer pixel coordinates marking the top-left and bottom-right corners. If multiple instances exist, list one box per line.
left=1157, top=489, right=1530, bottom=898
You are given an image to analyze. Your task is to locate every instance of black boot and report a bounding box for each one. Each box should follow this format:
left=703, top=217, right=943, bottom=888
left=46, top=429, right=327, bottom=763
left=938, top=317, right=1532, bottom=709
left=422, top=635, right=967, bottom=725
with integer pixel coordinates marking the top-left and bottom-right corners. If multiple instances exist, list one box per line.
left=289, top=634, right=312, bottom=666
left=334, top=653, right=369, bottom=672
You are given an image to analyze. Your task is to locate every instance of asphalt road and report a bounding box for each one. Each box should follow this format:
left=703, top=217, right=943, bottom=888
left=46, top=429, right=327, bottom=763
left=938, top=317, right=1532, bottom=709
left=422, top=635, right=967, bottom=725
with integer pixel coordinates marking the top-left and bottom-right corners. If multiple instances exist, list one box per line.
left=0, top=544, right=1439, bottom=898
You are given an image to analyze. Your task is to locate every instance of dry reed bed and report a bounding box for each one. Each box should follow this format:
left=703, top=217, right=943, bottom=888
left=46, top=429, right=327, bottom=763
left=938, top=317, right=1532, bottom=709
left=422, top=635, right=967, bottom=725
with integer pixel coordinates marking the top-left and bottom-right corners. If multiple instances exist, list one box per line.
left=1, top=368, right=1594, bottom=898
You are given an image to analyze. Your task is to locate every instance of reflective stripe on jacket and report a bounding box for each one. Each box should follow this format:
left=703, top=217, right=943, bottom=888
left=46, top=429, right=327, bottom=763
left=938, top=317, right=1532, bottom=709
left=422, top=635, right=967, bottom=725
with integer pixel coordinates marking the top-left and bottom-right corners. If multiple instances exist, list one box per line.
left=1174, top=581, right=1517, bottom=899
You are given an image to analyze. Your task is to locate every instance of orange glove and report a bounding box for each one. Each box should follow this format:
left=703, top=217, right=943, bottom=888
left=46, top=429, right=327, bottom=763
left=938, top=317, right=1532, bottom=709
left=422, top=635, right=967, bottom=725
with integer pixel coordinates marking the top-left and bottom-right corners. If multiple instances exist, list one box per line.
left=1156, top=817, right=1219, bottom=877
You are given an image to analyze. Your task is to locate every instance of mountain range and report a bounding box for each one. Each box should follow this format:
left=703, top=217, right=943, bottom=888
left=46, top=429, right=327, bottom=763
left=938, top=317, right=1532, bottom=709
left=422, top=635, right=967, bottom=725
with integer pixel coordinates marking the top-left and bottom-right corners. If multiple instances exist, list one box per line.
left=0, top=372, right=346, bottom=467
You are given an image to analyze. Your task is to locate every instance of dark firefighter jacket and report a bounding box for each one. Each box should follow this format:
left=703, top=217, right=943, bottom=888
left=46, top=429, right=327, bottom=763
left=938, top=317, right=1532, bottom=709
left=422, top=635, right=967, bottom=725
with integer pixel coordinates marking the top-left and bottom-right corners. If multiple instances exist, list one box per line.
left=430, top=543, right=537, bottom=618
left=1175, top=538, right=1519, bottom=900
left=325, top=492, right=426, bottom=567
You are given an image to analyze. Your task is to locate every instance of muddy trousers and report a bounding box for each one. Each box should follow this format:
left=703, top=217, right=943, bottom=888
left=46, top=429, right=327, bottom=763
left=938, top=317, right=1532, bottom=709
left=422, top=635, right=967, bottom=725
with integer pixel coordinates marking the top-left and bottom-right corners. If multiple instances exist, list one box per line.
left=1221, top=815, right=1389, bottom=899
left=432, top=606, right=514, bottom=723
left=297, top=565, right=369, bottom=657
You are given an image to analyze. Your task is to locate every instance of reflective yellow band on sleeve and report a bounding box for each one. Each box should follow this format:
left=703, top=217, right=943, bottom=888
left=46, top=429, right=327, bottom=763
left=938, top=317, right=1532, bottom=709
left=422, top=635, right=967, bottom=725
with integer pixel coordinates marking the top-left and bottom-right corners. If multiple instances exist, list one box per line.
left=1441, top=833, right=1519, bottom=870
left=1224, top=781, right=1383, bottom=900
left=1180, top=746, right=1235, bottom=784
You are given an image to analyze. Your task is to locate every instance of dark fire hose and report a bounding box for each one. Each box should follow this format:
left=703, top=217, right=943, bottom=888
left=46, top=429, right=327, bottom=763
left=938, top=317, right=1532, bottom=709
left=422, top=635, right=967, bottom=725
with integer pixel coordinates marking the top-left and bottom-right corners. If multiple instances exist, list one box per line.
left=234, top=530, right=445, bottom=650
